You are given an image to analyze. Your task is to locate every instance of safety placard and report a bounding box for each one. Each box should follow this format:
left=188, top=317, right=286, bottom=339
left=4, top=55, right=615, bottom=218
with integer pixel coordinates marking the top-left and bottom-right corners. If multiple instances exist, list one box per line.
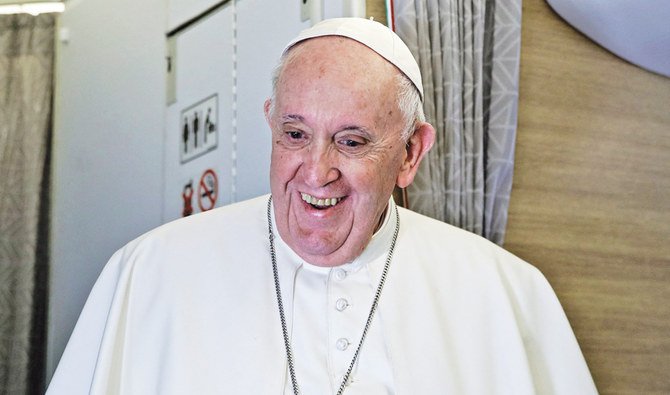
left=180, top=94, right=218, bottom=163
left=197, top=169, right=218, bottom=211
left=181, top=180, right=194, bottom=217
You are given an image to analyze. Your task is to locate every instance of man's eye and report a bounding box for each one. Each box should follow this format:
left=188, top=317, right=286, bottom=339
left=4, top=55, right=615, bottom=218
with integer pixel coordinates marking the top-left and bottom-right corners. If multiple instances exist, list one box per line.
left=338, top=139, right=366, bottom=149
left=286, top=131, right=303, bottom=139
left=339, top=139, right=363, bottom=148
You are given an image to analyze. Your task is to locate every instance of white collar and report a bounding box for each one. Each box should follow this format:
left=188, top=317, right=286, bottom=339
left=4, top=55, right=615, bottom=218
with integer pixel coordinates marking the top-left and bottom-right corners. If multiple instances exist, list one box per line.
left=270, top=198, right=398, bottom=273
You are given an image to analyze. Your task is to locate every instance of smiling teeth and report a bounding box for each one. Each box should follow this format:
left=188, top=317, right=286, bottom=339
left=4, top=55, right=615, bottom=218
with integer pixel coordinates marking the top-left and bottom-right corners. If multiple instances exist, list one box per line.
left=301, top=193, right=342, bottom=207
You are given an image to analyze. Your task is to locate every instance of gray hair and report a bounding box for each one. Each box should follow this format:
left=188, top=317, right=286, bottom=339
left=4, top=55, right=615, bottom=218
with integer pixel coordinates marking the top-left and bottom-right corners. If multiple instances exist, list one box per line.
left=269, top=53, right=424, bottom=142
left=395, top=72, right=425, bottom=141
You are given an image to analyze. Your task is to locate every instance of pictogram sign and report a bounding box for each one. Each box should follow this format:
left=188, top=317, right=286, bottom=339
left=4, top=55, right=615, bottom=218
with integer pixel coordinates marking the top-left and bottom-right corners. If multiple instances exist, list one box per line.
left=180, top=94, right=218, bottom=164
left=197, top=169, right=218, bottom=211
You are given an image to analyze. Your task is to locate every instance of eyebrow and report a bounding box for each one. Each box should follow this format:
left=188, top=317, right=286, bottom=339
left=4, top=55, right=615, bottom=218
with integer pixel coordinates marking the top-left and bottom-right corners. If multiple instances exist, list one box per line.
left=337, top=125, right=374, bottom=140
left=279, top=116, right=374, bottom=139
left=340, top=125, right=365, bottom=132
left=280, top=114, right=305, bottom=123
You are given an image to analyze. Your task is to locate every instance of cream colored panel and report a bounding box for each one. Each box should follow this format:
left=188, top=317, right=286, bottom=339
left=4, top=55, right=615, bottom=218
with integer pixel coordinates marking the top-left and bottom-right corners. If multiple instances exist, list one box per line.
left=506, top=0, right=670, bottom=393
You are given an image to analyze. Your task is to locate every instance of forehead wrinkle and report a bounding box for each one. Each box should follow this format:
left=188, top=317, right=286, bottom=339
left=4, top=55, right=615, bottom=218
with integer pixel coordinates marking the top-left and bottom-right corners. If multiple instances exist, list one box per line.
left=276, top=37, right=405, bottom=140
left=283, top=37, right=397, bottom=82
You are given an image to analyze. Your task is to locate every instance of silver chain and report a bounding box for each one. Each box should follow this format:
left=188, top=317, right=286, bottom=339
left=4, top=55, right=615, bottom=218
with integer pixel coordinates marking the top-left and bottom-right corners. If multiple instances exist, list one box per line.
left=267, top=196, right=400, bottom=395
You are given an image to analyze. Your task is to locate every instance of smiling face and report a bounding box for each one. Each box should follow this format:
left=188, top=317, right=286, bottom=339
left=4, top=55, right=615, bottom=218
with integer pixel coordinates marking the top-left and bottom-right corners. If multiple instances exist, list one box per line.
left=266, top=37, right=432, bottom=267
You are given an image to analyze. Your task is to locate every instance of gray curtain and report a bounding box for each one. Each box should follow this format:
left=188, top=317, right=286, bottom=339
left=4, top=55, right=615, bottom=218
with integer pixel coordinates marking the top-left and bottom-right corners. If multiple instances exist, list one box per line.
left=0, top=13, right=55, bottom=394
left=394, top=0, right=521, bottom=244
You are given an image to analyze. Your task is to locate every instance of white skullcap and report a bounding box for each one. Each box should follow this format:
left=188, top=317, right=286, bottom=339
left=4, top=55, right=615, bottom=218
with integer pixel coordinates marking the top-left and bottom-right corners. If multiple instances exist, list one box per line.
left=284, top=17, right=424, bottom=101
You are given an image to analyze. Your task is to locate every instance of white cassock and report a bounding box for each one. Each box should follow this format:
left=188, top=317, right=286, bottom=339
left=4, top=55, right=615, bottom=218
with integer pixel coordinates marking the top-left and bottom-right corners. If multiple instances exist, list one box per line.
left=47, top=195, right=597, bottom=395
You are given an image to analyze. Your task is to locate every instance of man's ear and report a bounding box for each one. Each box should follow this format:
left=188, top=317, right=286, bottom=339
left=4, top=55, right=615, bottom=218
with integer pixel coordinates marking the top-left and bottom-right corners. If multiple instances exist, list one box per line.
left=396, top=122, right=436, bottom=188
left=263, top=99, right=272, bottom=127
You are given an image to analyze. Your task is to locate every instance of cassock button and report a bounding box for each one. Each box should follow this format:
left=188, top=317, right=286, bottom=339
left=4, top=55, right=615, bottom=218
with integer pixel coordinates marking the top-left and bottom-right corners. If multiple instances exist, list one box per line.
left=335, top=298, right=349, bottom=311
left=334, top=269, right=347, bottom=281
left=336, top=338, right=350, bottom=351
left=338, top=374, right=353, bottom=386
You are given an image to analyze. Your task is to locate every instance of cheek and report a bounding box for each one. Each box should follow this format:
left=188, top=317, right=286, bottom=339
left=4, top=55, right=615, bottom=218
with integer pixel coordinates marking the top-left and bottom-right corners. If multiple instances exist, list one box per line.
left=366, top=155, right=402, bottom=197
left=271, top=148, right=301, bottom=180
left=270, top=149, right=285, bottom=178
left=351, top=162, right=390, bottom=197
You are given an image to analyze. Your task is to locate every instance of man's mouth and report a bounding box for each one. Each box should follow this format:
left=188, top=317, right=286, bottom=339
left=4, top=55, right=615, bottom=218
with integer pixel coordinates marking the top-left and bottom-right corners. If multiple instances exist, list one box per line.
left=301, top=193, right=343, bottom=209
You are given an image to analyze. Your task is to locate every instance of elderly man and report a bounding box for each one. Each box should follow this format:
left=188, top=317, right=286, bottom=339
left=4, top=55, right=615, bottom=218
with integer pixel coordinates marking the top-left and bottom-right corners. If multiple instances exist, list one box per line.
left=48, top=18, right=596, bottom=394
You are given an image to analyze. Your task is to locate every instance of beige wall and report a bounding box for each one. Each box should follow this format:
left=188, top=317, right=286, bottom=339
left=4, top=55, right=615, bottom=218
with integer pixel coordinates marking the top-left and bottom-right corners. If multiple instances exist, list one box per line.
left=505, top=0, right=670, bottom=394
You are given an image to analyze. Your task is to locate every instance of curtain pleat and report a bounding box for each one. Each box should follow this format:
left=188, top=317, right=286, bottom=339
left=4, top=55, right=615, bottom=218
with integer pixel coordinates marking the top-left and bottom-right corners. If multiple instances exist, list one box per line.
left=0, top=13, right=55, bottom=394
left=394, top=0, right=521, bottom=244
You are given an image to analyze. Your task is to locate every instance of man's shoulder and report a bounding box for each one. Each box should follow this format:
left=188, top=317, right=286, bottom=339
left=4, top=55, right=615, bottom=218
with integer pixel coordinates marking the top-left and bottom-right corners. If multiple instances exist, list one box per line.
left=397, top=206, right=541, bottom=279
left=147, top=194, right=267, bottom=236
left=397, top=206, right=498, bottom=248
left=119, top=194, right=270, bottom=258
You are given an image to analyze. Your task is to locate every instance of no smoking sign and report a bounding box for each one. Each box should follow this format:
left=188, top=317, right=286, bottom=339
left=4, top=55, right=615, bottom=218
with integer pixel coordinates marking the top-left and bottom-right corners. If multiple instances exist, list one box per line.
left=197, top=169, right=218, bottom=211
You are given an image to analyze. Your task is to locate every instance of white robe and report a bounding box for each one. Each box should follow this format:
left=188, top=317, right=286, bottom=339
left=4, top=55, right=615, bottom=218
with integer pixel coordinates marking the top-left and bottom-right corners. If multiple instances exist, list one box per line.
left=48, top=195, right=597, bottom=394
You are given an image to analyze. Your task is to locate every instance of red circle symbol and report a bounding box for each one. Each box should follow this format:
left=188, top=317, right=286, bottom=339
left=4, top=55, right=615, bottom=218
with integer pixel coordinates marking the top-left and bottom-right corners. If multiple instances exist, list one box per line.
left=197, top=169, right=218, bottom=211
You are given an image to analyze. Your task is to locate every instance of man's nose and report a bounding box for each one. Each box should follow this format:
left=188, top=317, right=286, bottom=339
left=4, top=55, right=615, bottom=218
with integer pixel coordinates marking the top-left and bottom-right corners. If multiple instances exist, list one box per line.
left=303, top=146, right=340, bottom=187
